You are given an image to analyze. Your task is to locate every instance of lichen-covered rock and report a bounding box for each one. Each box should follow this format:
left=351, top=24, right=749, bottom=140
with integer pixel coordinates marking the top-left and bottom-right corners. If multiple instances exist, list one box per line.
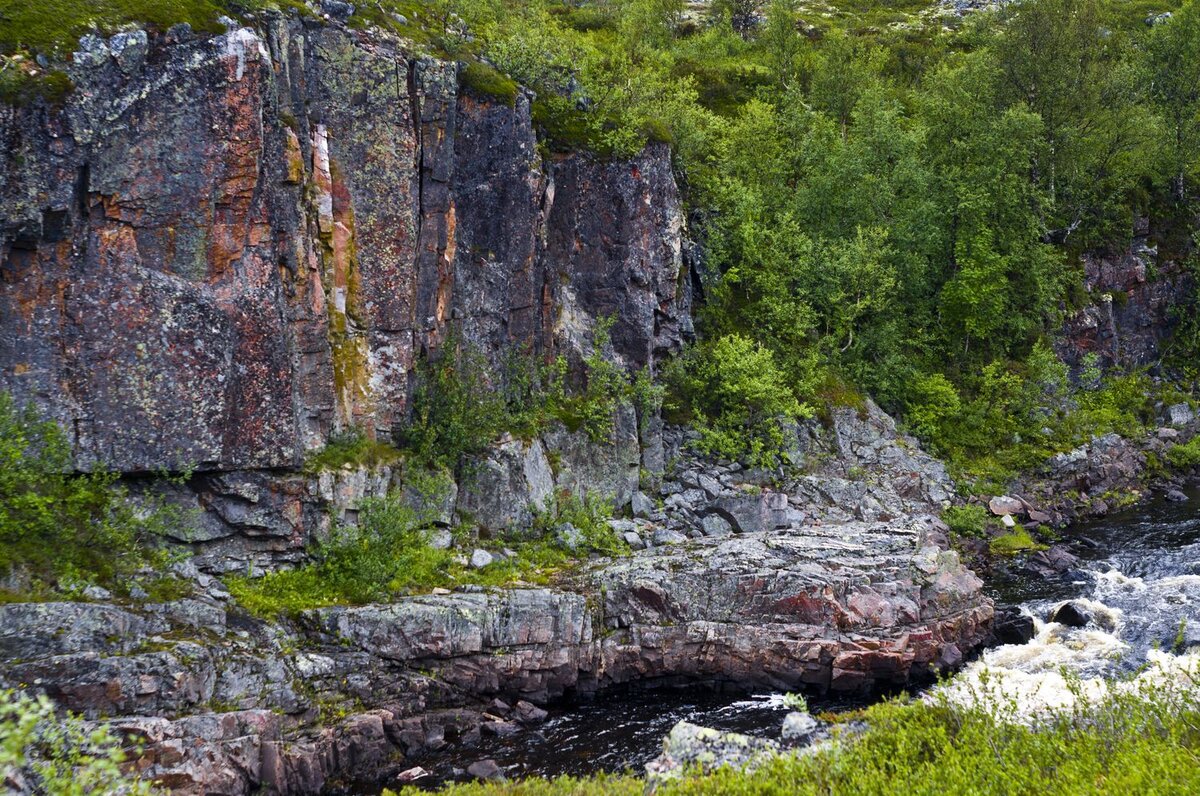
left=645, top=721, right=779, bottom=789
left=0, top=17, right=691, bottom=552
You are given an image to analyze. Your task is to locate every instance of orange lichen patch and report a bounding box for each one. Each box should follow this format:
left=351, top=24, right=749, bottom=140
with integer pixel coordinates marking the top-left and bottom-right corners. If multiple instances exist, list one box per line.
left=433, top=201, right=456, bottom=330
left=284, top=127, right=305, bottom=185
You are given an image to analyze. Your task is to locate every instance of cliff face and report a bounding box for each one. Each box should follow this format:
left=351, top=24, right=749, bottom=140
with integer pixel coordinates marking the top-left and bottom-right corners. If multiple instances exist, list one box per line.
left=0, top=19, right=691, bottom=476
left=1056, top=220, right=1195, bottom=373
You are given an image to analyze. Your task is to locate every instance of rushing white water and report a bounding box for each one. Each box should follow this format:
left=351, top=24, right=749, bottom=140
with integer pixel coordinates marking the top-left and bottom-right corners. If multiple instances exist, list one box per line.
left=941, top=492, right=1200, bottom=719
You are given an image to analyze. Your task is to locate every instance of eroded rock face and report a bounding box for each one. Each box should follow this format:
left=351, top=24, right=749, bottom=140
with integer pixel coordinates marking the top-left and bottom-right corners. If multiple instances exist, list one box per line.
left=1056, top=229, right=1196, bottom=373
left=0, top=18, right=689, bottom=476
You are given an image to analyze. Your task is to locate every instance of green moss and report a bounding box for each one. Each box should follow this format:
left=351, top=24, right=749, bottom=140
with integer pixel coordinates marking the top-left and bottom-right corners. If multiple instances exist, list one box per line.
left=460, top=60, right=518, bottom=107
left=0, top=68, right=73, bottom=106
left=942, top=504, right=989, bottom=538
left=989, top=525, right=1047, bottom=556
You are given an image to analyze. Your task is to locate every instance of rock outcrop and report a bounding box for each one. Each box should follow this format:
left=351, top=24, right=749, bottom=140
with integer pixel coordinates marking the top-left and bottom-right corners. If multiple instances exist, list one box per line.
left=0, top=519, right=989, bottom=793
left=0, top=15, right=689, bottom=480
left=1056, top=223, right=1195, bottom=373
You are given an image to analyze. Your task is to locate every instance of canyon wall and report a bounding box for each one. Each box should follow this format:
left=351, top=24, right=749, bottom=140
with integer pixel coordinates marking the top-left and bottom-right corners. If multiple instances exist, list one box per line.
left=0, top=17, right=691, bottom=475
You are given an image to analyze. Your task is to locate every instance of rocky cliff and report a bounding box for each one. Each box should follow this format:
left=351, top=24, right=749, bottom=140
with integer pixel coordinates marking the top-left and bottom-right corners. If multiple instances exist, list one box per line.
left=0, top=17, right=691, bottom=475
left=1056, top=218, right=1195, bottom=373
left=0, top=15, right=994, bottom=796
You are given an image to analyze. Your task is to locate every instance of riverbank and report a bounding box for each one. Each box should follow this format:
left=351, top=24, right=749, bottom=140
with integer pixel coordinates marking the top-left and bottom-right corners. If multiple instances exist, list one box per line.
left=390, top=488, right=1200, bottom=793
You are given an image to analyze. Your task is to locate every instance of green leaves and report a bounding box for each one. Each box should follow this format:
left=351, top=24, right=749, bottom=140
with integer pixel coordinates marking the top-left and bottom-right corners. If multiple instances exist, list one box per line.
left=0, top=393, right=183, bottom=594
left=665, top=334, right=810, bottom=467
left=0, top=690, right=155, bottom=795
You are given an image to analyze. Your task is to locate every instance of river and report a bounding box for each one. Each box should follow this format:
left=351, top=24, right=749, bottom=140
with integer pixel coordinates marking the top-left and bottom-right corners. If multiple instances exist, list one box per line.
left=397, top=488, right=1200, bottom=788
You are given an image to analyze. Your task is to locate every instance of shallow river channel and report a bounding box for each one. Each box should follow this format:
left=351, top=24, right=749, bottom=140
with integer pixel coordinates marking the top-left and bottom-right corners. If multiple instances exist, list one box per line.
left=397, top=489, right=1200, bottom=789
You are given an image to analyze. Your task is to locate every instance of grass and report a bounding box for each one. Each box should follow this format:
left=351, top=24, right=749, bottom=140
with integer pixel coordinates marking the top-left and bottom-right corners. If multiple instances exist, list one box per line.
left=989, top=526, right=1047, bottom=556
left=390, top=678, right=1200, bottom=795
left=303, top=428, right=403, bottom=474
left=225, top=491, right=626, bottom=618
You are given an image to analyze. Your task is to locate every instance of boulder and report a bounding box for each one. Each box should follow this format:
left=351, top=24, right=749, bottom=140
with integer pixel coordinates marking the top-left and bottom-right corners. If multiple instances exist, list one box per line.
left=990, top=606, right=1036, bottom=646
left=457, top=438, right=554, bottom=535
left=700, top=514, right=734, bottom=537
left=988, top=495, right=1025, bottom=516
left=1166, top=403, right=1196, bottom=427
left=1050, top=601, right=1091, bottom=628
left=645, top=721, right=778, bottom=787
left=780, top=711, right=820, bottom=745
left=466, top=759, right=505, bottom=781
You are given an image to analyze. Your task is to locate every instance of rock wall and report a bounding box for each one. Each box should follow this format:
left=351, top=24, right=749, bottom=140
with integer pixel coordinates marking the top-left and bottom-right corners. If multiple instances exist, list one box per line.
left=1056, top=220, right=1195, bottom=373
left=0, top=17, right=690, bottom=477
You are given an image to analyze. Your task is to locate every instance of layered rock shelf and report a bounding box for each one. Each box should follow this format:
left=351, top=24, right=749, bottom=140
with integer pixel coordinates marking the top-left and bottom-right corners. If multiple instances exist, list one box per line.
left=0, top=521, right=990, bottom=793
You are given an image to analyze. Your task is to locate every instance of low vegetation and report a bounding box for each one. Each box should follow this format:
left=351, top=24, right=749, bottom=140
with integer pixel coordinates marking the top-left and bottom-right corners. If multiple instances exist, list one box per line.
left=399, top=320, right=637, bottom=471
left=0, top=393, right=189, bottom=600
left=225, top=490, right=624, bottom=617
left=1166, top=435, right=1200, bottom=469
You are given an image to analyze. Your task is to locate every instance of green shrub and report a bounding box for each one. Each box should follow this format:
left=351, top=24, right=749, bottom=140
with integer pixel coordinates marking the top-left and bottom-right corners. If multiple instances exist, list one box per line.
left=226, top=495, right=450, bottom=615
left=1166, top=436, right=1200, bottom=470
left=903, top=372, right=962, bottom=442
left=0, top=689, right=156, bottom=795
left=543, top=317, right=629, bottom=444
left=531, top=491, right=626, bottom=557
left=400, top=345, right=511, bottom=470
left=942, top=504, right=989, bottom=538
left=665, top=335, right=810, bottom=467
left=0, top=393, right=185, bottom=596
left=401, top=324, right=632, bottom=469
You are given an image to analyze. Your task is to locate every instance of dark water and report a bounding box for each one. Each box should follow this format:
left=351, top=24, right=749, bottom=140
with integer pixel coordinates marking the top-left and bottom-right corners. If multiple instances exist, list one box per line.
left=391, top=488, right=1200, bottom=789
left=399, top=686, right=870, bottom=787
